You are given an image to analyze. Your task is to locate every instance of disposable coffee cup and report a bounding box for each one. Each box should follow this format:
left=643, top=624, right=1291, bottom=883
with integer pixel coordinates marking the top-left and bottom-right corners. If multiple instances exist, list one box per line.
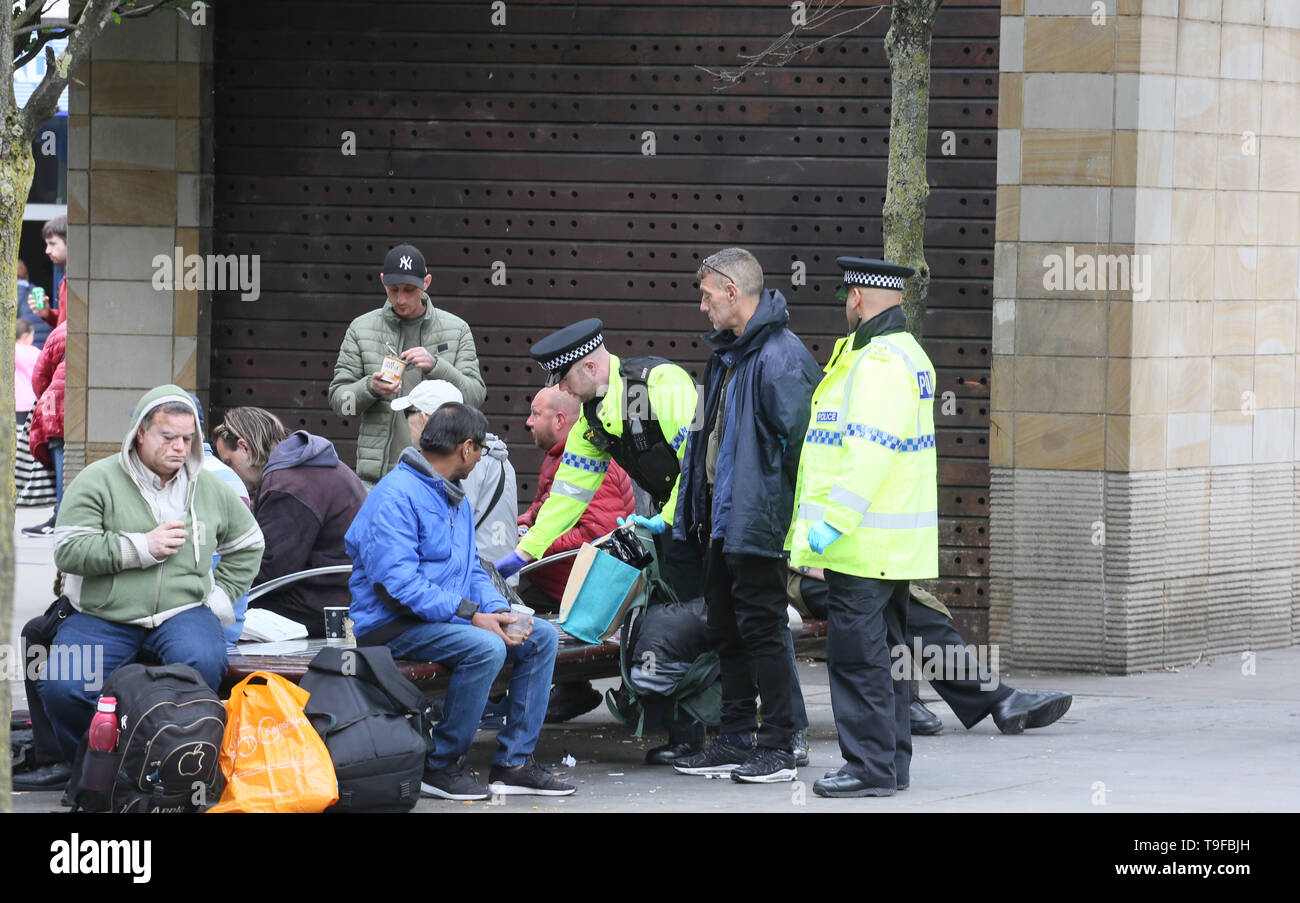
left=379, top=355, right=407, bottom=385
left=505, top=603, right=534, bottom=637
left=324, top=607, right=349, bottom=642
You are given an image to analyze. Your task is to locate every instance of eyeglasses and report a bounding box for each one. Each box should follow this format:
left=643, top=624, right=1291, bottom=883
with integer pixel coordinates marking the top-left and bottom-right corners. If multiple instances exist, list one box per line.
left=466, top=438, right=487, bottom=453
left=701, top=261, right=738, bottom=288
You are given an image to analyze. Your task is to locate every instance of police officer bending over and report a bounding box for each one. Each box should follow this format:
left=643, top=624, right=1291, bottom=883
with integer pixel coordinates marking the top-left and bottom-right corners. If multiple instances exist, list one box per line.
left=493, top=319, right=701, bottom=600
left=789, top=257, right=938, bottom=798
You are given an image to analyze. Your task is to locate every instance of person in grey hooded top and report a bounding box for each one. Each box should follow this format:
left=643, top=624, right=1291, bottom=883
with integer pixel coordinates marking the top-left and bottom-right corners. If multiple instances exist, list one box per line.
left=42, top=385, right=264, bottom=762
left=214, top=407, right=367, bottom=636
left=391, top=380, right=517, bottom=562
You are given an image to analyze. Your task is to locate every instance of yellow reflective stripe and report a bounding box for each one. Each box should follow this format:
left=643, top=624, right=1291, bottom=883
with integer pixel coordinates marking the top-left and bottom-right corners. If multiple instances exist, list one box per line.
left=798, top=503, right=825, bottom=521
left=797, top=503, right=937, bottom=530
left=552, top=479, right=596, bottom=504
left=829, top=484, right=871, bottom=515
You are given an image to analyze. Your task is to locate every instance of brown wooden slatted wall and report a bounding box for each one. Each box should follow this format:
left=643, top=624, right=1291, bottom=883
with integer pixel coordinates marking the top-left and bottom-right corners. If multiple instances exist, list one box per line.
left=211, top=0, right=997, bottom=641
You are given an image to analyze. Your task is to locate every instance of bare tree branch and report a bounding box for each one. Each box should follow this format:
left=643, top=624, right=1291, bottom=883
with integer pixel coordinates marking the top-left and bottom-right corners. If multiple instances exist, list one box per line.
left=1, top=1, right=16, bottom=112
left=13, top=2, right=182, bottom=69
left=117, top=2, right=172, bottom=20
left=697, top=0, right=891, bottom=91
left=20, top=0, right=118, bottom=137
left=12, top=26, right=71, bottom=70
left=15, top=19, right=72, bottom=38
left=13, top=0, right=56, bottom=32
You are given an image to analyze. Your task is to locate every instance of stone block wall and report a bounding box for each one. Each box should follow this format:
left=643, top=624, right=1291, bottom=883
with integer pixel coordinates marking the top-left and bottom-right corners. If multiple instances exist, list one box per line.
left=991, top=0, right=1299, bottom=671
left=64, top=11, right=213, bottom=478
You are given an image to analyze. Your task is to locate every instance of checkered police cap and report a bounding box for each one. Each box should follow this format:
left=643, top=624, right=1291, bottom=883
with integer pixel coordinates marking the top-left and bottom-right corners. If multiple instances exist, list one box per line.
left=530, top=318, right=605, bottom=385
left=836, top=256, right=915, bottom=292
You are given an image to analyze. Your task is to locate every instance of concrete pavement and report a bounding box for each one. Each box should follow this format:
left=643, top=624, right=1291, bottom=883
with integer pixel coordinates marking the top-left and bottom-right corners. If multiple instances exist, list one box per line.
left=8, top=503, right=1300, bottom=812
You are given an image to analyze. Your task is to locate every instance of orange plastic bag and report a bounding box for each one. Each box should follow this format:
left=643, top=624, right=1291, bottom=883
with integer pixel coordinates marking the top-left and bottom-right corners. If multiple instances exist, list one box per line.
left=207, top=671, right=338, bottom=813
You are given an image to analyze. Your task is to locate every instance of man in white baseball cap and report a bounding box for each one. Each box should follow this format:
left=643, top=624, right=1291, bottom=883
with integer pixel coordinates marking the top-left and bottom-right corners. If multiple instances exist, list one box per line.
left=392, top=381, right=517, bottom=561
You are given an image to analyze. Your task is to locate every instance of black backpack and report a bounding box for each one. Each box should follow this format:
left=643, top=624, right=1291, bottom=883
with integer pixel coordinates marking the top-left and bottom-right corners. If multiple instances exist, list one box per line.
left=581, top=355, right=682, bottom=508
left=66, top=663, right=226, bottom=813
left=300, top=645, right=434, bottom=813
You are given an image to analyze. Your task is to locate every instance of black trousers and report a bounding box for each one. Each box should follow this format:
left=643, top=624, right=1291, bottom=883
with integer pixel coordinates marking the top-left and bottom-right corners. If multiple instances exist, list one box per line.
left=703, top=540, right=796, bottom=748
left=906, top=599, right=1013, bottom=728
left=20, top=616, right=65, bottom=767
left=824, top=572, right=911, bottom=788
left=802, top=577, right=1015, bottom=728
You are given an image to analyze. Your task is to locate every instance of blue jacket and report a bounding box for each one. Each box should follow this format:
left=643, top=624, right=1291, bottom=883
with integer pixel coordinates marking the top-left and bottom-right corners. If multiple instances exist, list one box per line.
left=345, top=447, right=509, bottom=638
left=674, top=289, right=820, bottom=557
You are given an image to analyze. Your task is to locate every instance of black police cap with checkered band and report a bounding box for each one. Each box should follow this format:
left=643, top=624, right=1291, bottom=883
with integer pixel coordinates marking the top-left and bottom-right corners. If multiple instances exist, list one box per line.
left=530, top=318, right=605, bottom=386
left=836, top=256, right=915, bottom=292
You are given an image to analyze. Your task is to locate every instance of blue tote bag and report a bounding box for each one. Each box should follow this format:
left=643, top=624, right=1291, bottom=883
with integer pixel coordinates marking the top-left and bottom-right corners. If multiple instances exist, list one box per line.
left=556, top=543, right=645, bottom=645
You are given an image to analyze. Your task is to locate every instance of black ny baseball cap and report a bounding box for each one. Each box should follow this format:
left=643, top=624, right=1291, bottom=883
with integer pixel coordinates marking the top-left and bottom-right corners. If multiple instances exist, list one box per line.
left=382, top=244, right=427, bottom=288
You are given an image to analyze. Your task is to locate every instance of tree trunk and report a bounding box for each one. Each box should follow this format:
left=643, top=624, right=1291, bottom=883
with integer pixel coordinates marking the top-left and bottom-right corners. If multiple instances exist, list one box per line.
left=0, top=112, right=36, bottom=813
left=883, top=0, right=942, bottom=341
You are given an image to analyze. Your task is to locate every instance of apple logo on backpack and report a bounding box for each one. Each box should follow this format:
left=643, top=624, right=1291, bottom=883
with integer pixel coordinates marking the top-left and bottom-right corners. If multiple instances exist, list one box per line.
left=177, top=743, right=207, bottom=777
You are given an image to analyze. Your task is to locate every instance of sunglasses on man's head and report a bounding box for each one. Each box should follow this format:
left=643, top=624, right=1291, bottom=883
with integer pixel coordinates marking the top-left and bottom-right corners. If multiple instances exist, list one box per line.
left=701, top=262, right=738, bottom=288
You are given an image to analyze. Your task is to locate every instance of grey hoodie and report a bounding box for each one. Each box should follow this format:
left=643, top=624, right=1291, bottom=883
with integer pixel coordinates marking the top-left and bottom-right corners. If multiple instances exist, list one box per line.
left=462, top=433, right=516, bottom=561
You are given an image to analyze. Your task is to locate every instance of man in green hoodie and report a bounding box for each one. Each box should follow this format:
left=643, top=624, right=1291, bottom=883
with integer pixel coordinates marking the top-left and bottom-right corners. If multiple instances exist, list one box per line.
left=40, top=385, right=265, bottom=763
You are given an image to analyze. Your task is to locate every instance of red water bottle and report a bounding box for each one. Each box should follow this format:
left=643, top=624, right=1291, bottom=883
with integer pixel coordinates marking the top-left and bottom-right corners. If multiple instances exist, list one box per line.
left=84, top=696, right=119, bottom=791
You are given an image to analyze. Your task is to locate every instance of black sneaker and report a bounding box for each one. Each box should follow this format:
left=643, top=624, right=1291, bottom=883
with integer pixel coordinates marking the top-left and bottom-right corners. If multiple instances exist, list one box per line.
left=731, top=746, right=798, bottom=784
left=21, top=516, right=55, bottom=537
left=793, top=730, right=810, bottom=767
left=487, top=756, right=576, bottom=796
left=673, top=737, right=753, bottom=776
left=420, top=762, right=489, bottom=801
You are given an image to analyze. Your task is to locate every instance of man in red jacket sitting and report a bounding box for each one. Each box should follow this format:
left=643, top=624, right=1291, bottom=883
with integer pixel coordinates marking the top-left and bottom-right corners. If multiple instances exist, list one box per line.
left=516, top=386, right=636, bottom=608
left=518, top=386, right=635, bottom=722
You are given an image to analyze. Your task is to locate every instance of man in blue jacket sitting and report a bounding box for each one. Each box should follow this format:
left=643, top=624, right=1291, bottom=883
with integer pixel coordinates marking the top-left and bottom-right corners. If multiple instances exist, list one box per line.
left=345, top=402, right=575, bottom=801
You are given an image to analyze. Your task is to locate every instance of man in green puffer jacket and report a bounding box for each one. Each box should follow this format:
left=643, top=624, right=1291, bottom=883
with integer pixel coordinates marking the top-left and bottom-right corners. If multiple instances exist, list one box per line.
left=328, top=243, right=486, bottom=485
left=41, top=385, right=265, bottom=763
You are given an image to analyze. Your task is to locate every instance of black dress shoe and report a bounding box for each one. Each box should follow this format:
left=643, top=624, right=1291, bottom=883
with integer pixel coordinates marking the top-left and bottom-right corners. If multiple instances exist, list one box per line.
left=1024, top=691, right=1072, bottom=729
left=813, top=772, right=896, bottom=798
left=12, top=761, right=72, bottom=791
left=991, top=689, right=1073, bottom=734
left=910, top=700, right=943, bottom=735
left=545, top=682, right=602, bottom=723
left=821, top=768, right=908, bottom=790
left=645, top=741, right=702, bottom=765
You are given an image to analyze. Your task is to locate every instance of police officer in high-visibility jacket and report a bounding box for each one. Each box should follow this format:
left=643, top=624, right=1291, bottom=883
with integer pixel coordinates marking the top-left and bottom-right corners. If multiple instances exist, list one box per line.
left=493, top=319, right=702, bottom=599
left=788, top=257, right=938, bottom=798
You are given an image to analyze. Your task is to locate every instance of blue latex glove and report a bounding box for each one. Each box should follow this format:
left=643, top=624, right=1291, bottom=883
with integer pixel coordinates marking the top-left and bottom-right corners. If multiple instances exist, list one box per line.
left=808, top=521, right=843, bottom=555
left=493, top=550, right=527, bottom=578
left=619, top=514, right=666, bottom=535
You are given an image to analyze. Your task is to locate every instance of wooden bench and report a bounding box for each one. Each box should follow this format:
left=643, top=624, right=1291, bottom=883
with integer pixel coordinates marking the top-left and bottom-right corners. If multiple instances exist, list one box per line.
left=223, top=616, right=828, bottom=698
left=221, top=563, right=827, bottom=699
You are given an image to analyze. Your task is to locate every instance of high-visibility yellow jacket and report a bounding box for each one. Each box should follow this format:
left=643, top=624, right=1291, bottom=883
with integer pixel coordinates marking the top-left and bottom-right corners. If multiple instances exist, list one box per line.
left=519, top=354, right=699, bottom=561
left=788, top=310, right=938, bottom=580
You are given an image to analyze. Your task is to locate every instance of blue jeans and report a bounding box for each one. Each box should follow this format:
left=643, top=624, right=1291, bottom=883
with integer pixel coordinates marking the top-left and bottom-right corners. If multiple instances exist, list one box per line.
left=386, top=617, right=558, bottom=769
left=39, top=606, right=228, bottom=763
left=50, top=437, right=64, bottom=512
